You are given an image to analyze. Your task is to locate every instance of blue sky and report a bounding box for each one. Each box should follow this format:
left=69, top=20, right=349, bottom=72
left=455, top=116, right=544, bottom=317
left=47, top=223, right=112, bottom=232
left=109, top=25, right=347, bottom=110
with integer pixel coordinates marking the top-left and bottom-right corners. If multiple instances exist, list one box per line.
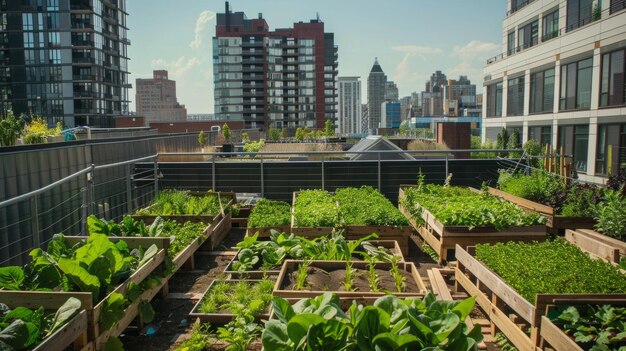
left=127, top=0, right=505, bottom=114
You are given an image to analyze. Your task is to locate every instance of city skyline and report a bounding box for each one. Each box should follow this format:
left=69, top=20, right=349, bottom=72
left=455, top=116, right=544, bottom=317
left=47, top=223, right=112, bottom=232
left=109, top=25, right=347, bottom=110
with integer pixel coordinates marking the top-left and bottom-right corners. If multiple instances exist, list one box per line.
left=126, top=0, right=503, bottom=114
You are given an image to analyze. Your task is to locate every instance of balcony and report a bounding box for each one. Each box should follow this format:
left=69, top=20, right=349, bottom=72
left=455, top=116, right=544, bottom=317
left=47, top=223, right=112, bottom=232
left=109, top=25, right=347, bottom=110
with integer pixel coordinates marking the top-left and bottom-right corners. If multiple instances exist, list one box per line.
left=73, top=74, right=96, bottom=81
left=73, top=40, right=94, bottom=47
left=507, top=0, right=535, bottom=16
left=102, top=29, right=119, bottom=40
left=73, top=108, right=95, bottom=114
left=74, top=91, right=97, bottom=98
left=73, top=57, right=95, bottom=64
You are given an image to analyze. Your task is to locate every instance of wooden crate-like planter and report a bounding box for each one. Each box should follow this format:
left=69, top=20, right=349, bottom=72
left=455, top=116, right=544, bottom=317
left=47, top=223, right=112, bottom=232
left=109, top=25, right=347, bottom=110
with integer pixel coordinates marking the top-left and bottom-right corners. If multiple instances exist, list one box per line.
left=454, top=244, right=626, bottom=351
left=273, top=260, right=426, bottom=300
left=487, top=187, right=595, bottom=232
left=290, top=191, right=335, bottom=237
left=189, top=280, right=272, bottom=324
left=0, top=236, right=169, bottom=351
left=399, top=186, right=546, bottom=262
left=245, top=225, right=291, bottom=238
left=343, top=225, right=412, bottom=256
left=539, top=296, right=626, bottom=351
left=131, top=191, right=235, bottom=225
left=225, top=240, right=405, bottom=279
left=565, top=228, right=626, bottom=264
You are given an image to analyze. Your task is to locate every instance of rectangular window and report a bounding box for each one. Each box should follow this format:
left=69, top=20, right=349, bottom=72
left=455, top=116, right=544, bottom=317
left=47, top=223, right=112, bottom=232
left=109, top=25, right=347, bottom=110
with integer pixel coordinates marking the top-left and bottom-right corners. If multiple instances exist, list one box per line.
left=559, top=125, right=589, bottom=172
left=560, top=58, right=593, bottom=110
left=22, top=13, right=33, bottom=30
left=507, top=31, right=515, bottom=55
left=507, top=76, right=525, bottom=116
left=610, top=0, right=626, bottom=14
left=530, top=68, right=555, bottom=113
left=566, top=0, right=593, bottom=32
left=487, top=82, right=503, bottom=117
left=600, top=48, right=626, bottom=107
left=518, top=20, right=539, bottom=50
left=542, top=10, right=559, bottom=41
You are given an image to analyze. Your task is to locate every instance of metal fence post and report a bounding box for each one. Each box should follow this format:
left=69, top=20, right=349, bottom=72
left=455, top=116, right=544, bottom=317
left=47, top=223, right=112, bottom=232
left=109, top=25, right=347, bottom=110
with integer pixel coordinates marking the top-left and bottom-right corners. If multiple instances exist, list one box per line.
left=321, top=156, right=325, bottom=190
left=260, top=155, right=264, bottom=197
left=88, top=164, right=95, bottom=216
left=30, top=195, right=40, bottom=249
left=80, top=186, right=88, bottom=236
left=445, top=154, right=449, bottom=178
left=153, top=158, right=159, bottom=197
left=126, top=163, right=132, bottom=214
left=212, top=154, right=216, bottom=192
left=377, top=152, right=381, bottom=191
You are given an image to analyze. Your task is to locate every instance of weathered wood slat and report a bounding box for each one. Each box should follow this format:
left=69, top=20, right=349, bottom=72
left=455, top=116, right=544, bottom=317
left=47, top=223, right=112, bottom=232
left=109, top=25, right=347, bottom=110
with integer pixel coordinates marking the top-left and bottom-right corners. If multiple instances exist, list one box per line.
left=565, top=229, right=621, bottom=263
left=539, top=316, right=583, bottom=351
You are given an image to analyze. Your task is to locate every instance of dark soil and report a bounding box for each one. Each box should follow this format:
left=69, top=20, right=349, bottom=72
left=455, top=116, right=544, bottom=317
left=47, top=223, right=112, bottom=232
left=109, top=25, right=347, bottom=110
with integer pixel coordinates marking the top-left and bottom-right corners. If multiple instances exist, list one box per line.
left=283, top=266, right=420, bottom=293
left=217, top=228, right=246, bottom=249
left=168, top=254, right=232, bottom=295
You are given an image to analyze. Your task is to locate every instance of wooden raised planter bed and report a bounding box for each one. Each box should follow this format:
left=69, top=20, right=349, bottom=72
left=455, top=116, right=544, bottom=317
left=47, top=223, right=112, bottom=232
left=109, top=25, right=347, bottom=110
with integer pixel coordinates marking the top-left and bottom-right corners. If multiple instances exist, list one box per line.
left=290, top=191, right=335, bottom=237
left=538, top=295, right=626, bottom=351
left=342, top=225, right=412, bottom=256
left=399, top=185, right=546, bottom=262
left=0, top=236, right=169, bottom=351
left=273, top=260, right=426, bottom=300
left=225, top=240, right=405, bottom=279
left=487, top=187, right=595, bottom=232
left=454, top=244, right=626, bottom=351
left=565, top=228, right=626, bottom=264
left=189, top=280, right=272, bottom=324
left=245, top=225, right=291, bottom=238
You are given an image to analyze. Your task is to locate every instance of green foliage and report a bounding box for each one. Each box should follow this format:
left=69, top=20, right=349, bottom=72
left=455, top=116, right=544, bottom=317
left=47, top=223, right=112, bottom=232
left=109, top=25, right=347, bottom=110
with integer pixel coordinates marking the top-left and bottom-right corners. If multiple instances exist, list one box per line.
left=197, top=130, right=208, bottom=147
left=294, top=261, right=309, bottom=291
left=138, top=300, right=155, bottom=324
left=390, top=256, right=405, bottom=293
left=594, top=188, right=626, bottom=240
left=593, top=3, right=601, bottom=21
left=401, top=184, right=545, bottom=231
left=523, top=139, right=543, bottom=168
left=470, top=137, right=497, bottom=159
left=549, top=304, right=625, bottom=351
left=262, top=292, right=482, bottom=351
left=103, top=336, right=124, bottom=351
left=343, top=262, right=355, bottom=292
left=22, top=117, right=62, bottom=145
left=334, top=186, right=408, bottom=227
left=495, top=333, right=518, bottom=351
left=198, top=278, right=273, bottom=316
left=241, top=132, right=249, bottom=143
left=293, top=190, right=338, bottom=227
left=268, top=128, right=283, bottom=142
left=295, top=128, right=304, bottom=141
left=174, top=323, right=213, bottom=351
left=135, top=190, right=231, bottom=216
left=242, top=139, right=264, bottom=153
left=496, top=128, right=509, bottom=156
left=247, top=199, right=291, bottom=228
left=0, top=111, right=25, bottom=146
left=217, top=315, right=260, bottom=351
left=222, top=123, right=232, bottom=142
left=324, top=119, right=334, bottom=137
left=475, top=241, right=626, bottom=304
left=0, top=297, right=81, bottom=350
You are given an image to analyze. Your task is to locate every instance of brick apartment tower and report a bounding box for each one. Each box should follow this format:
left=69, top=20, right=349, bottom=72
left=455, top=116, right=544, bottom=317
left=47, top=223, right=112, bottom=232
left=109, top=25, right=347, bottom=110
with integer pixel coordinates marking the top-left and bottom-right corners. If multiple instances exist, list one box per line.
left=213, top=2, right=338, bottom=131
left=136, top=70, right=187, bottom=125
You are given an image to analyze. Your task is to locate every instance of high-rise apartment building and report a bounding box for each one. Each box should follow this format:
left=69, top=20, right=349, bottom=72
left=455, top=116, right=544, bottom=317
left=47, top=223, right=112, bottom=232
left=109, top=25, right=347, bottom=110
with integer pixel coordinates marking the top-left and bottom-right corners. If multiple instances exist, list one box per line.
left=0, top=0, right=131, bottom=127
left=338, top=76, right=361, bottom=134
left=381, top=101, right=401, bottom=128
left=213, top=2, right=338, bottom=131
left=360, top=103, right=369, bottom=134
left=367, top=58, right=387, bottom=130
left=136, top=70, right=187, bottom=124
left=385, top=81, right=399, bottom=101
left=483, top=0, right=626, bottom=183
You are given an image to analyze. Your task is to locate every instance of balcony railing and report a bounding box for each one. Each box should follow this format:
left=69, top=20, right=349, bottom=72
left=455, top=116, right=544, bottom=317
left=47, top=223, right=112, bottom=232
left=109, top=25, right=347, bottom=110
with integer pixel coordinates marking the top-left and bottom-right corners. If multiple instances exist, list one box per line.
left=507, top=0, right=536, bottom=16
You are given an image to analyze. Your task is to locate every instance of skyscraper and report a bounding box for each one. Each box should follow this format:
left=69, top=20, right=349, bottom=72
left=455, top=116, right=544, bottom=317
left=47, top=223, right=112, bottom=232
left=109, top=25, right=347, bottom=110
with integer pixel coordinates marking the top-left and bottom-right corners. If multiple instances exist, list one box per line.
left=0, top=0, right=131, bottom=127
left=136, top=70, right=187, bottom=124
left=367, top=58, right=387, bottom=130
left=338, top=77, right=361, bottom=135
left=385, top=81, right=399, bottom=101
left=213, top=2, right=338, bottom=131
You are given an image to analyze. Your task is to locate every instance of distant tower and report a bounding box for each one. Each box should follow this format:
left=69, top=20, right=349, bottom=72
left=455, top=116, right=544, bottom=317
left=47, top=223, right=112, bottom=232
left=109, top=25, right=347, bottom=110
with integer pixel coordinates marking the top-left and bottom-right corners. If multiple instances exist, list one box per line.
left=367, top=58, right=387, bottom=131
left=338, top=77, right=361, bottom=134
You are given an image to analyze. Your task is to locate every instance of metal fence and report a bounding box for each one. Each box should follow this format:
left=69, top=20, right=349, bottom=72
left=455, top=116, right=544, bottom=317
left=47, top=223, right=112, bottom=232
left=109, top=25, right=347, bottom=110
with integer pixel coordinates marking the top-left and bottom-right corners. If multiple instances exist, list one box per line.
left=0, top=148, right=520, bottom=266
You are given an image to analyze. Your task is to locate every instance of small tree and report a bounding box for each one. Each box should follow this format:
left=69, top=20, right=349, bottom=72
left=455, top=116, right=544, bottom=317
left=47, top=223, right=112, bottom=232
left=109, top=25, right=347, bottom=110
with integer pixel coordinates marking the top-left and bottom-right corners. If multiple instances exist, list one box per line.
left=0, top=110, right=24, bottom=146
left=222, top=123, right=232, bottom=143
left=295, top=128, right=304, bottom=141
left=268, top=128, right=282, bottom=142
left=496, top=128, right=509, bottom=157
left=324, top=119, right=334, bottom=137
left=198, top=130, right=208, bottom=147
left=242, top=132, right=250, bottom=143
left=507, top=129, right=522, bottom=158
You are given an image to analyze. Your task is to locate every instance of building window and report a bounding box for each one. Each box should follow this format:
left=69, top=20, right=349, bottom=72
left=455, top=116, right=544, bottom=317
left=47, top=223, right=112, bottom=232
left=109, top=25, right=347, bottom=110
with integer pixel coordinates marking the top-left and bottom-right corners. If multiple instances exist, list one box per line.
left=507, top=31, right=515, bottom=55
left=22, top=13, right=33, bottom=30
left=518, top=20, right=539, bottom=50
left=566, top=0, right=593, bottom=32
left=600, top=48, right=625, bottom=107
left=528, top=126, right=553, bottom=146
left=560, top=58, right=592, bottom=110
left=610, top=0, right=626, bottom=14
left=596, top=124, right=626, bottom=175
left=559, top=125, right=589, bottom=172
left=487, top=82, right=503, bottom=117
left=507, top=76, right=524, bottom=116
left=542, top=9, right=559, bottom=41
left=530, top=67, right=555, bottom=113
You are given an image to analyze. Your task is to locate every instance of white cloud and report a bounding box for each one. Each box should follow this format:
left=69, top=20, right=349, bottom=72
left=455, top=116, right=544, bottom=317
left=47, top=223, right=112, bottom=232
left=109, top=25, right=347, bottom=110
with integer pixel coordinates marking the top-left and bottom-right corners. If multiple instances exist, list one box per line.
left=451, top=40, right=499, bottom=60
left=392, top=45, right=443, bottom=56
left=447, top=40, right=500, bottom=84
left=151, top=56, right=201, bottom=78
left=189, top=10, right=216, bottom=49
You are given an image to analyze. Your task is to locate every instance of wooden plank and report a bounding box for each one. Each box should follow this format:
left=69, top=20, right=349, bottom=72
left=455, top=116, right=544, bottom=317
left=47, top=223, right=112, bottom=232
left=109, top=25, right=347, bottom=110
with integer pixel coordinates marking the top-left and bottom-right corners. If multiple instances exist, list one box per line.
left=429, top=269, right=453, bottom=300
left=565, top=229, right=620, bottom=263
left=540, top=316, right=583, bottom=351
left=0, top=291, right=94, bottom=311
left=573, top=229, right=626, bottom=255
left=455, top=267, right=537, bottom=351
left=455, top=245, right=535, bottom=324
left=33, top=310, right=88, bottom=351
left=488, top=187, right=554, bottom=215
left=246, top=225, right=291, bottom=238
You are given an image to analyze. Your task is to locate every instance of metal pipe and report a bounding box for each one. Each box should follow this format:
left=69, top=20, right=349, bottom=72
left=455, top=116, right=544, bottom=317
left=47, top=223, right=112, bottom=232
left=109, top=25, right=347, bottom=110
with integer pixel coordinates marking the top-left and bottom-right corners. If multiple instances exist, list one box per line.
left=126, top=163, right=132, bottom=214
left=260, top=155, right=264, bottom=197
left=30, top=196, right=40, bottom=249
left=94, top=154, right=157, bottom=170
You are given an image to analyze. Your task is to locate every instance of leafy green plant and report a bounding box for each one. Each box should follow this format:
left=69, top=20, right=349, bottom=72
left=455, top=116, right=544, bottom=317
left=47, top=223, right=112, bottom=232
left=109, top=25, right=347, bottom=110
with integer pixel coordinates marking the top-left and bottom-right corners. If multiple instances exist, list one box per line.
left=174, top=323, right=213, bottom=351
left=293, top=190, right=338, bottom=227
left=294, top=261, right=309, bottom=291
left=262, top=292, right=482, bottom=351
left=343, top=262, right=356, bottom=292
left=495, top=332, right=518, bottom=351
left=0, top=297, right=81, bottom=350
left=247, top=199, right=291, bottom=228
left=476, top=241, right=626, bottom=304
left=0, top=110, right=25, bottom=146
left=549, top=304, right=625, bottom=351
left=135, top=190, right=231, bottom=216
left=198, top=279, right=273, bottom=316
left=335, top=186, right=408, bottom=227
left=217, top=315, right=259, bottom=351
left=366, top=259, right=380, bottom=292
left=594, top=188, right=626, bottom=241
left=390, top=256, right=405, bottom=293
left=402, top=183, right=545, bottom=231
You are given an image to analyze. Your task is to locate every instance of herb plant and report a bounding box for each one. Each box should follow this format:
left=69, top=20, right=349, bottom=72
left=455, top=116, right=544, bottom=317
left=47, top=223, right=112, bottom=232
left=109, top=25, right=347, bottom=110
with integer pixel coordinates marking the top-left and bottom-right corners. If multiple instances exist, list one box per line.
left=294, top=261, right=309, bottom=291
left=475, top=240, right=626, bottom=304
left=343, top=262, right=356, bottom=292
left=198, top=278, right=273, bottom=316
left=247, top=199, right=291, bottom=228
left=548, top=304, right=626, bottom=351
left=135, top=190, right=231, bottom=216
left=262, top=292, right=483, bottom=351
left=390, top=256, right=405, bottom=293
left=366, top=259, right=380, bottom=292
left=594, top=188, right=626, bottom=241
left=0, top=297, right=81, bottom=350
left=335, top=186, right=408, bottom=226
left=402, top=184, right=545, bottom=230
left=293, top=189, right=338, bottom=227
